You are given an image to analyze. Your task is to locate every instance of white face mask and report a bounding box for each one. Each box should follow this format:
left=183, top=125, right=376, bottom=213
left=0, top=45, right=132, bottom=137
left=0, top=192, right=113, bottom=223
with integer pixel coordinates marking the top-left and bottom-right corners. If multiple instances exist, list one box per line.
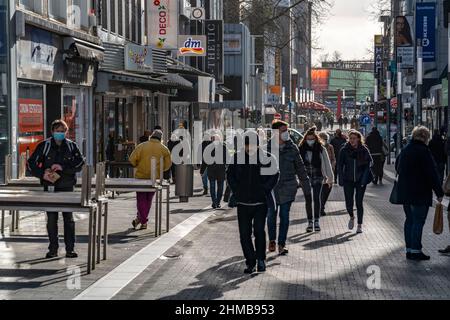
left=306, top=140, right=315, bottom=147
left=280, top=131, right=290, bottom=142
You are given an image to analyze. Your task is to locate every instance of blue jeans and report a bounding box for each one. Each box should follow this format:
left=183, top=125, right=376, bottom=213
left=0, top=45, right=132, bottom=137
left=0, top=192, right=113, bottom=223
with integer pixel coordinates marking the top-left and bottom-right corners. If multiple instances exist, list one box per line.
left=403, top=205, right=429, bottom=253
left=201, top=169, right=208, bottom=189
left=267, top=202, right=293, bottom=246
left=209, top=179, right=224, bottom=206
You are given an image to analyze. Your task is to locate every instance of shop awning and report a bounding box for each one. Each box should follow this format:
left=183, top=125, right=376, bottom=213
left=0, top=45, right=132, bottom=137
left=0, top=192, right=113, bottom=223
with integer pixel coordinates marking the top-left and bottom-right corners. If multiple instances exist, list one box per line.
left=298, top=101, right=330, bottom=113
left=167, top=57, right=213, bottom=77
left=158, top=73, right=193, bottom=89
left=216, top=85, right=232, bottom=95
left=63, top=37, right=105, bottom=62
left=264, top=106, right=277, bottom=115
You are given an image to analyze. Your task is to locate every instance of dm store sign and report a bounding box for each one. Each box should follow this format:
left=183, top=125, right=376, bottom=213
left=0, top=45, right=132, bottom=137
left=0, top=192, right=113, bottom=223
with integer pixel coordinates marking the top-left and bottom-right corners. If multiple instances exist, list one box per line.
left=177, top=36, right=206, bottom=57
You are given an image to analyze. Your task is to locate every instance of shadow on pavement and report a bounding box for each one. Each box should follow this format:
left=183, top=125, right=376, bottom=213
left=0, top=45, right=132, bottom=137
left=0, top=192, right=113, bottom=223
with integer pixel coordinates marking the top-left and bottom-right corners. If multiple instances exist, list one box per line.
left=302, top=232, right=357, bottom=250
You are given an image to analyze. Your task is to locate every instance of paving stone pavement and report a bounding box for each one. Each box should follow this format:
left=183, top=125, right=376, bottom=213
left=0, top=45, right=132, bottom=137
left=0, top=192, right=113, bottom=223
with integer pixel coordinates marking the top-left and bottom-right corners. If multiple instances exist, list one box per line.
left=0, top=174, right=213, bottom=300
left=112, top=178, right=450, bottom=300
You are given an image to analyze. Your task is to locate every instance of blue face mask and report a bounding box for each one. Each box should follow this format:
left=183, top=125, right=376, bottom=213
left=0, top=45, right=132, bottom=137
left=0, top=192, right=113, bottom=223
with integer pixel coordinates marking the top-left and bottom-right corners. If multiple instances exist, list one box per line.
left=53, top=132, right=66, bottom=141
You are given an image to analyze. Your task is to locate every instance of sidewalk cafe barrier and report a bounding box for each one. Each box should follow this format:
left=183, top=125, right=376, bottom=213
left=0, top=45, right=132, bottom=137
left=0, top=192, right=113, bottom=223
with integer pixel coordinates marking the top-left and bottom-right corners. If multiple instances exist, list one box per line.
left=0, top=165, right=103, bottom=274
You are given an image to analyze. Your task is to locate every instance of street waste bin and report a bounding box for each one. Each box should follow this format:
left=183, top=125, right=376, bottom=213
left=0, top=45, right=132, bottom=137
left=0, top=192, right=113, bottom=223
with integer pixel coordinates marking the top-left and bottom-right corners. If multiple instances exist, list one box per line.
left=175, top=164, right=194, bottom=202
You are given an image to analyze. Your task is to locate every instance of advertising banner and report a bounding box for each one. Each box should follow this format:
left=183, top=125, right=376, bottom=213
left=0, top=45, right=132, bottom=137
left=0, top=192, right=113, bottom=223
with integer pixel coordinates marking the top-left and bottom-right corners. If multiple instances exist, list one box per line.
left=224, top=34, right=241, bottom=54
left=416, top=2, right=436, bottom=62
left=177, top=35, right=207, bottom=57
left=148, top=0, right=178, bottom=49
left=205, top=20, right=224, bottom=84
left=374, top=35, right=383, bottom=79
left=395, top=16, right=414, bottom=69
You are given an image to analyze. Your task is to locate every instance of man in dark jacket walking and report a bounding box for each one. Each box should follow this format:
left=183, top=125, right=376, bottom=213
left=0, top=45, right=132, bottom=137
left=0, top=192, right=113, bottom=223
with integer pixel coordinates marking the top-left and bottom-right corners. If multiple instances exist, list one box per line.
left=227, top=131, right=279, bottom=274
left=366, top=127, right=385, bottom=184
left=330, top=129, right=347, bottom=183
left=396, top=126, right=444, bottom=260
left=267, top=121, right=311, bottom=255
left=428, top=129, right=446, bottom=185
left=28, top=120, right=85, bottom=259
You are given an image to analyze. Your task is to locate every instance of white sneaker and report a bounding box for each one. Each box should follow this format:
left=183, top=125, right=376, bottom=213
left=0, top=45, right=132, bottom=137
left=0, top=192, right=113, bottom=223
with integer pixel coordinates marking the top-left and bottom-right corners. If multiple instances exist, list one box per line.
left=356, top=225, right=363, bottom=233
left=348, top=217, right=355, bottom=230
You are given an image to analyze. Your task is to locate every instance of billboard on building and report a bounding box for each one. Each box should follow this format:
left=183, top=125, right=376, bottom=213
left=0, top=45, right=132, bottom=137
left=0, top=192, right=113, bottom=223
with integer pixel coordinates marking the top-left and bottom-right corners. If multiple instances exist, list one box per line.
left=224, top=34, right=241, bottom=54
left=374, top=35, right=383, bottom=78
left=395, top=16, right=414, bottom=69
left=205, top=20, right=224, bottom=84
left=311, top=69, right=330, bottom=95
left=124, top=44, right=153, bottom=73
left=148, top=0, right=178, bottom=49
left=416, top=2, right=436, bottom=62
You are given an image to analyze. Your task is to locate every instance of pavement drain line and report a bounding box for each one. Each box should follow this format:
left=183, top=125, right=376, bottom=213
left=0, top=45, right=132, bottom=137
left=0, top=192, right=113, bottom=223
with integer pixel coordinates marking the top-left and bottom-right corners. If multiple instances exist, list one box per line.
left=73, top=206, right=214, bottom=300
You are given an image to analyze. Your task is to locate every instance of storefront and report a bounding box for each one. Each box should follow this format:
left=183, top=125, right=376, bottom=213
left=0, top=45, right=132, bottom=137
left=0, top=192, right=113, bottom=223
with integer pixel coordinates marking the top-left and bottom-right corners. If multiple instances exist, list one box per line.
left=14, top=25, right=103, bottom=167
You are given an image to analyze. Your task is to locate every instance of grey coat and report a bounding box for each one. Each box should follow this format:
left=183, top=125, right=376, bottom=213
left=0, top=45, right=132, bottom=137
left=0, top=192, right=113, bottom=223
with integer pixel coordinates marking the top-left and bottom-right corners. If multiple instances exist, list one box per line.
left=274, top=140, right=311, bottom=205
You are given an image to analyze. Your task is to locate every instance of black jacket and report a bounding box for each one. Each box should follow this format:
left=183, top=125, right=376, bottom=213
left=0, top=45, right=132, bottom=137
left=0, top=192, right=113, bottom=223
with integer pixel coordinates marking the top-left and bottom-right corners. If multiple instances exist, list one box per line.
left=200, top=142, right=228, bottom=181
left=428, top=135, right=446, bottom=164
left=337, top=143, right=373, bottom=186
left=28, top=138, right=85, bottom=190
left=330, top=135, right=347, bottom=159
left=366, top=131, right=383, bottom=155
left=226, top=150, right=279, bottom=210
left=395, top=140, right=444, bottom=206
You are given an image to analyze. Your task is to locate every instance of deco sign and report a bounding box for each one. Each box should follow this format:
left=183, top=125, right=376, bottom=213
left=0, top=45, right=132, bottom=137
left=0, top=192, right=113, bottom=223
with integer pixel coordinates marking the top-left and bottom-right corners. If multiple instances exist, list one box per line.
left=178, top=36, right=206, bottom=57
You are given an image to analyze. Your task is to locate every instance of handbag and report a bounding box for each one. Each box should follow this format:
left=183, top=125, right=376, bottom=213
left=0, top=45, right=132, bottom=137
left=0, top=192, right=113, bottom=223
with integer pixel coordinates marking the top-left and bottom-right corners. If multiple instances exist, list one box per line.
left=389, top=178, right=401, bottom=205
left=433, top=202, right=444, bottom=235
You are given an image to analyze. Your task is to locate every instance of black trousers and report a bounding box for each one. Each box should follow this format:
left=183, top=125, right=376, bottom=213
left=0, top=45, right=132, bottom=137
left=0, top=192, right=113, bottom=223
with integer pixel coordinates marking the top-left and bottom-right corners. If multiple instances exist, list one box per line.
left=321, top=183, right=333, bottom=214
left=305, top=183, right=324, bottom=221
left=237, top=204, right=268, bottom=266
left=46, top=187, right=75, bottom=253
left=343, top=181, right=367, bottom=225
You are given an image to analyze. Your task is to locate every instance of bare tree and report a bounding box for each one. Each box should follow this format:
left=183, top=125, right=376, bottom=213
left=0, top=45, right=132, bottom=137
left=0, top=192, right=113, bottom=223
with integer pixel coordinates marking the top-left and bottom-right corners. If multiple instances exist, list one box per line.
left=331, top=50, right=342, bottom=62
left=368, top=0, right=391, bottom=21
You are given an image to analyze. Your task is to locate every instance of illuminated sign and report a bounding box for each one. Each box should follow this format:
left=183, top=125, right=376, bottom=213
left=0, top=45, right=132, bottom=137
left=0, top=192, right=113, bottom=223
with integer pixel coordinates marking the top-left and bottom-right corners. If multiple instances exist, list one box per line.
left=177, top=35, right=206, bottom=57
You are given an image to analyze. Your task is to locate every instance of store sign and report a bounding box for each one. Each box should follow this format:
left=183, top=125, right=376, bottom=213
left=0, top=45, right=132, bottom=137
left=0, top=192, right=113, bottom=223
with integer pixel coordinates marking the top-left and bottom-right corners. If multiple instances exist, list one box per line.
left=224, top=34, right=241, bottom=54
left=205, top=20, right=224, bottom=84
left=124, top=44, right=153, bottom=73
left=397, top=47, right=414, bottom=69
left=177, top=35, right=206, bottom=57
left=374, top=35, right=383, bottom=78
left=18, top=98, right=44, bottom=155
left=148, top=0, right=178, bottom=49
left=65, top=59, right=88, bottom=83
left=416, top=3, right=436, bottom=62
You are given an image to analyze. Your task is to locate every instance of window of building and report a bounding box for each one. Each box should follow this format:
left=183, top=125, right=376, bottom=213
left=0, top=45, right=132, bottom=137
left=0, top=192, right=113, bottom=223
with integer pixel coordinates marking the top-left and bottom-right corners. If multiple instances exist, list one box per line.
left=137, top=0, right=142, bottom=44
left=48, top=0, right=67, bottom=22
left=18, top=0, right=43, bottom=14
left=70, top=0, right=90, bottom=29
left=101, top=0, right=107, bottom=28
left=131, top=0, right=136, bottom=42
left=118, top=0, right=124, bottom=36
left=125, top=0, right=130, bottom=39
left=110, top=0, right=116, bottom=33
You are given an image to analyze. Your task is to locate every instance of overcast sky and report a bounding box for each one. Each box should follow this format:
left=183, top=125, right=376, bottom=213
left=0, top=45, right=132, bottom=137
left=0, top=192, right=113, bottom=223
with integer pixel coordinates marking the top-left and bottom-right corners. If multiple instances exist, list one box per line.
left=313, top=0, right=383, bottom=65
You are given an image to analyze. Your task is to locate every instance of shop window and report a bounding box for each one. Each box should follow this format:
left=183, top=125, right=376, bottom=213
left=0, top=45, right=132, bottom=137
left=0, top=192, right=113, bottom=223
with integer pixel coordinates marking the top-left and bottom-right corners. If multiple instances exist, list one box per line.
left=118, top=0, right=124, bottom=36
left=63, top=88, right=88, bottom=153
left=17, top=83, right=45, bottom=157
left=18, top=0, right=43, bottom=14
left=101, top=0, right=107, bottom=28
left=49, top=0, right=67, bottom=22
left=110, top=0, right=116, bottom=33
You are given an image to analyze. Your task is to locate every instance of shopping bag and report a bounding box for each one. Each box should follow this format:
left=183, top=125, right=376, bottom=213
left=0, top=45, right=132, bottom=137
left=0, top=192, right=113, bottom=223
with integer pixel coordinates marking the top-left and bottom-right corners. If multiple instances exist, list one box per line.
left=389, top=179, right=401, bottom=205
left=433, top=203, right=444, bottom=235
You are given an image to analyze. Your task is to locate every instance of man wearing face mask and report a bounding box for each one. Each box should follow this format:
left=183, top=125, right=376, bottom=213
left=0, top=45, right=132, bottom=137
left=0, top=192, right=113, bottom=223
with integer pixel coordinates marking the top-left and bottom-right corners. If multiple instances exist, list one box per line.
left=28, top=120, right=85, bottom=259
left=267, top=121, right=311, bottom=255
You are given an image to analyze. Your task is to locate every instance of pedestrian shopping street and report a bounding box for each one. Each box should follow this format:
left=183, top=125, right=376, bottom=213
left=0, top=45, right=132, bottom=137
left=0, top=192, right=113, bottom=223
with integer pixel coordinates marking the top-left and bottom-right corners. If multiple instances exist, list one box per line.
left=1, top=166, right=450, bottom=300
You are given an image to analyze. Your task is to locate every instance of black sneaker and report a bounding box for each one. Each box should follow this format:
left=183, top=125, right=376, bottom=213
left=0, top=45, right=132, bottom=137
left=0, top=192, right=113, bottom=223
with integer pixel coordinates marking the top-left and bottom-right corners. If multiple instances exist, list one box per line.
left=406, top=252, right=412, bottom=259
left=244, top=265, right=256, bottom=274
left=409, top=252, right=430, bottom=261
left=66, top=252, right=78, bottom=258
left=203, top=188, right=208, bottom=195
left=216, top=203, right=221, bottom=209
left=257, top=260, right=266, bottom=272
left=45, top=251, right=58, bottom=259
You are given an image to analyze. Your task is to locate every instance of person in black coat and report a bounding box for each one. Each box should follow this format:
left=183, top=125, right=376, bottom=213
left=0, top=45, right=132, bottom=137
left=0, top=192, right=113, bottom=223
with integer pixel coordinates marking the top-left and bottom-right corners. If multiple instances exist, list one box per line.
left=330, top=129, right=347, bottom=183
left=227, top=131, right=279, bottom=274
left=338, top=130, right=373, bottom=234
left=28, top=120, right=85, bottom=259
left=428, top=129, right=447, bottom=185
left=167, top=133, right=181, bottom=184
left=395, top=126, right=444, bottom=261
left=200, top=135, right=228, bottom=209
left=366, top=127, right=385, bottom=185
